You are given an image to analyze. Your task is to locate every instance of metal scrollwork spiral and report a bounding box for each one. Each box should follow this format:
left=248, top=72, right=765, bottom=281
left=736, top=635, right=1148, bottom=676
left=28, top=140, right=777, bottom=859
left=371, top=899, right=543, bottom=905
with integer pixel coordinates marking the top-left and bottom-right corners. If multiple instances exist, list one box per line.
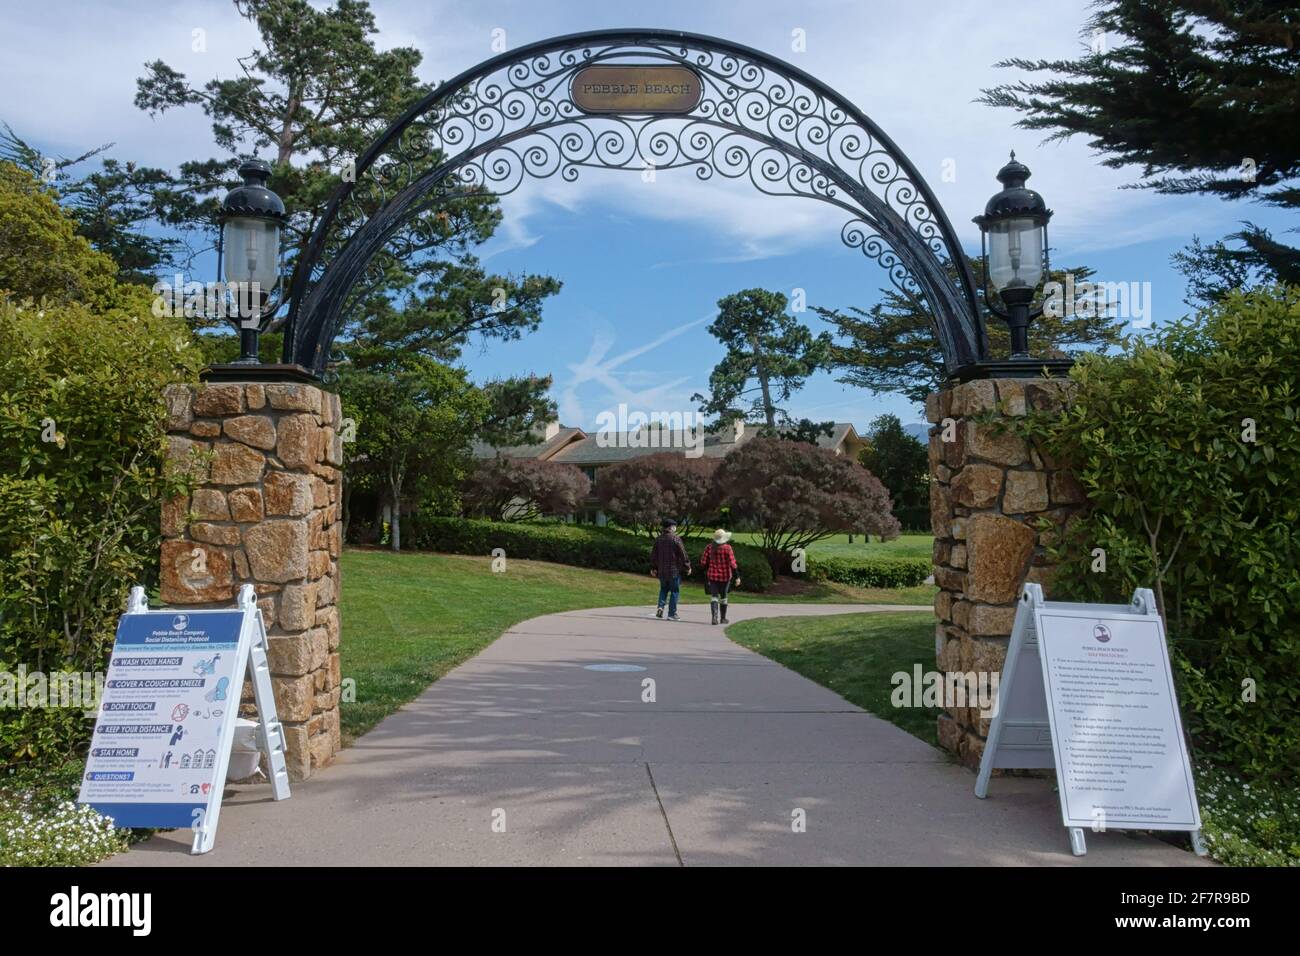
left=286, top=29, right=984, bottom=376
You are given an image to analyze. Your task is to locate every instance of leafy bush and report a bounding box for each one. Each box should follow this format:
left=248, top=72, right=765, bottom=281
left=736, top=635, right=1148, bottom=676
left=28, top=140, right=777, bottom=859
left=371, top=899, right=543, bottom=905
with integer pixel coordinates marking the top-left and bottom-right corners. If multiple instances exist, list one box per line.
left=404, top=516, right=774, bottom=591
left=716, top=437, right=901, bottom=574
left=595, top=453, right=720, bottom=538
left=806, top=556, right=932, bottom=589
left=1196, top=763, right=1300, bottom=867
left=0, top=761, right=132, bottom=866
left=462, top=456, right=590, bottom=521
left=0, top=162, right=118, bottom=309
left=0, top=163, right=202, bottom=768
left=1014, top=286, right=1300, bottom=780
left=0, top=789, right=130, bottom=866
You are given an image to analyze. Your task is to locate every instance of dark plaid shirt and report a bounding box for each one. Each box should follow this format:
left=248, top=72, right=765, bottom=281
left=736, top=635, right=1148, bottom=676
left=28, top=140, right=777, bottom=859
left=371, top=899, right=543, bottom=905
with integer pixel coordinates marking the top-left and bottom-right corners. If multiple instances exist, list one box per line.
left=651, top=532, right=689, bottom=579
left=700, top=542, right=738, bottom=582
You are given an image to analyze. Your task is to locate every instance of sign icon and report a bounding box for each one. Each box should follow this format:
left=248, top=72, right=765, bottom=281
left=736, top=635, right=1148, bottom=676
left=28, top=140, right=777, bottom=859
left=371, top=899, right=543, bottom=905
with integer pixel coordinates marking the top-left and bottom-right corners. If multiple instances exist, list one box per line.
left=205, top=676, right=230, bottom=702
left=172, top=614, right=189, bottom=631
left=1092, top=624, right=1111, bottom=644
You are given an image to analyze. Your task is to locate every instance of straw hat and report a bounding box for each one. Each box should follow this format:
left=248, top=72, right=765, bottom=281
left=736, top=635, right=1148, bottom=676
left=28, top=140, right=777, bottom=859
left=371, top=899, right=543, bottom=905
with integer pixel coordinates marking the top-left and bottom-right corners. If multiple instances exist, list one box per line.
left=711, top=529, right=732, bottom=544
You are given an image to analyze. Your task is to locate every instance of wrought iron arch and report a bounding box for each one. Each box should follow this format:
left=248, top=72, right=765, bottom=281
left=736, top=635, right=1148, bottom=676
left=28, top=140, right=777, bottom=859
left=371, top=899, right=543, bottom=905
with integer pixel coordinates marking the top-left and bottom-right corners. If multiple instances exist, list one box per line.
left=284, top=28, right=987, bottom=377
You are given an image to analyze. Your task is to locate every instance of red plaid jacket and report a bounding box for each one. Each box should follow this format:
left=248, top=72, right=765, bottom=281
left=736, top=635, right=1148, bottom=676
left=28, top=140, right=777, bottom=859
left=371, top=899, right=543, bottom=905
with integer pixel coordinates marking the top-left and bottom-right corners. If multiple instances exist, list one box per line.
left=699, top=542, right=738, bottom=582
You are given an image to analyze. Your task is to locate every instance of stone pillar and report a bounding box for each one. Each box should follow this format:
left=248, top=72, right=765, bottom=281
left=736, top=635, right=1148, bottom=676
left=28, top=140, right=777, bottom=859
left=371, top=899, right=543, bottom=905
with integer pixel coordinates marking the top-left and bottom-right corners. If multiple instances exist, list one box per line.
left=925, top=377, right=1084, bottom=768
left=161, top=381, right=344, bottom=781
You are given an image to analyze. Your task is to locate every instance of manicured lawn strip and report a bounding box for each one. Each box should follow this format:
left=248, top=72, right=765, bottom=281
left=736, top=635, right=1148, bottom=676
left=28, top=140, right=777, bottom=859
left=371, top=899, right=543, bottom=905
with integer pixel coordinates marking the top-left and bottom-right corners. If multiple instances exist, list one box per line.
left=730, top=531, right=934, bottom=561
left=338, top=549, right=934, bottom=742
left=725, top=611, right=940, bottom=746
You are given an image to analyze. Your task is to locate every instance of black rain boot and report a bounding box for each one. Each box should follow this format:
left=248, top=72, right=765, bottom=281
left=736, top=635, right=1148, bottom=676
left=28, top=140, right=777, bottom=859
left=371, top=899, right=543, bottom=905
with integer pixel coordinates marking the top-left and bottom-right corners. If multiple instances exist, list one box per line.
left=710, top=599, right=719, bottom=625
left=719, top=602, right=729, bottom=624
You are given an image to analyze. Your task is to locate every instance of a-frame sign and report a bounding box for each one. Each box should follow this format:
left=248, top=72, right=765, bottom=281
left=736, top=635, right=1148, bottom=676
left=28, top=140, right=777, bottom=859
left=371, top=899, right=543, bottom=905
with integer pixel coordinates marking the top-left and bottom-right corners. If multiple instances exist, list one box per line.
left=976, top=583, right=1207, bottom=857
left=79, top=584, right=290, bottom=853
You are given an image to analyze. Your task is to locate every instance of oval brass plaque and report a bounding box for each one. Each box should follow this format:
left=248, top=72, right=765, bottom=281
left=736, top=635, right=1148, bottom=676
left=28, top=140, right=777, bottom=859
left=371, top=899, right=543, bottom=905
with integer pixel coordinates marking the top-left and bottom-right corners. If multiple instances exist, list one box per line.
left=571, top=65, right=703, bottom=114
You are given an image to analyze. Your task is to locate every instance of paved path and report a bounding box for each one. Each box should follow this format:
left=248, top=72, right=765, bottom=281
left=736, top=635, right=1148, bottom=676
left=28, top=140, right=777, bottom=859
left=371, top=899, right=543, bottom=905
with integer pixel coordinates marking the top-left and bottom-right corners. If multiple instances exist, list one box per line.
left=108, top=603, right=1205, bottom=866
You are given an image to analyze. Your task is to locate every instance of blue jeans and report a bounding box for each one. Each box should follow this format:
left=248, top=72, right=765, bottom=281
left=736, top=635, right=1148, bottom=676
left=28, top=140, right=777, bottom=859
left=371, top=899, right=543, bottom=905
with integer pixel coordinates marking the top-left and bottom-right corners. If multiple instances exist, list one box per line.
left=657, top=575, right=681, bottom=616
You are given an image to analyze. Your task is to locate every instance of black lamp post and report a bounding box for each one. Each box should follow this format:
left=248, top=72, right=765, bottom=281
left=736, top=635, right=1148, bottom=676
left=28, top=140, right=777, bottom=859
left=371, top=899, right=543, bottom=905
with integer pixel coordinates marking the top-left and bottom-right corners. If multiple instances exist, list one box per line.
left=218, top=159, right=286, bottom=365
left=973, top=151, right=1052, bottom=361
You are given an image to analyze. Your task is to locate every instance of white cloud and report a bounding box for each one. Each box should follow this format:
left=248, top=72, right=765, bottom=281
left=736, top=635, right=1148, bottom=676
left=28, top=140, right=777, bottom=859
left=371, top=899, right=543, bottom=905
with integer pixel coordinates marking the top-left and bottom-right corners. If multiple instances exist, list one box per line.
left=559, top=313, right=709, bottom=424
left=369, top=0, right=1236, bottom=265
left=2, top=2, right=264, bottom=167
left=0, top=0, right=1241, bottom=260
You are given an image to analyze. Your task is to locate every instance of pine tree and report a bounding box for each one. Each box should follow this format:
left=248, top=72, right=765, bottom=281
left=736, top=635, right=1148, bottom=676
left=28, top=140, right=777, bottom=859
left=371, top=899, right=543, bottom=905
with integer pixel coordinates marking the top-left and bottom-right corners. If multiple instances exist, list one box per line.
left=693, top=288, right=832, bottom=428
left=816, top=259, right=1125, bottom=403
left=980, top=0, right=1300, bottom=300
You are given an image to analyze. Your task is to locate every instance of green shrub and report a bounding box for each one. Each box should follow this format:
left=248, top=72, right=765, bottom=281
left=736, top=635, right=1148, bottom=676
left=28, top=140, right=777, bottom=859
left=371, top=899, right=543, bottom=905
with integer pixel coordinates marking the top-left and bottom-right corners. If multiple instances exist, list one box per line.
left=1196, top=763, right=1300, bottom=867
left=0, top=761, right=131, bottom=866
left=0, top=165, right=203, bottom=769
left=805, top=555, right=932, bottom=589
left=404, top=516, right=774, bottom=591
left=1014, top=286, right=1300, bottom=781
left=0, top=789, right=130, bottom=866
left=0, top=162, right=118, bottom=309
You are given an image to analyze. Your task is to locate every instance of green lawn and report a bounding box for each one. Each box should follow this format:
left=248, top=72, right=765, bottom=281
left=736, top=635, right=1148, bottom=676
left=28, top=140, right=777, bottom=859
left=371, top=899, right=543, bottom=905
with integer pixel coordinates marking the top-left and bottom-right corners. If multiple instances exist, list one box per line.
left=725, top=611, right=940, bottom=746
left=730, top=531, right=934, bottom=561
left=339, top=548, right=934, bottom=742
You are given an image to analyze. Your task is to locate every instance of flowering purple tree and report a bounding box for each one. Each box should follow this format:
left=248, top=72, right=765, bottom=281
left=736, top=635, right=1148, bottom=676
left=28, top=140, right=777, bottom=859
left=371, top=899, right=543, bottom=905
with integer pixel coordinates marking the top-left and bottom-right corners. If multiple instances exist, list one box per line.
left=714, top=437, right=899, bottom=573
left=462, top=457, right=590, bottom=521
left=596, top=453, right=720, bottom=538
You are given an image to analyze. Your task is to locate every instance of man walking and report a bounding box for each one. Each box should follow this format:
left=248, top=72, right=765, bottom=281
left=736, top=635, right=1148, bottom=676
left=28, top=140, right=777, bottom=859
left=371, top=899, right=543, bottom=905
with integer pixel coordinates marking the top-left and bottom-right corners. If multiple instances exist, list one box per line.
left=650, top=518, right=690, bottom=621
left=699, top=528, right=740, bottom=625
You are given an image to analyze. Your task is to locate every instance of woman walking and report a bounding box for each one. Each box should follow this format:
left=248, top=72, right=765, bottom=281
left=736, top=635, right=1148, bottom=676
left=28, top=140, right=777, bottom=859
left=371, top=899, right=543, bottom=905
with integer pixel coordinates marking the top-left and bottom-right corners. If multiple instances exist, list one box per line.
left=699, top=529, right=740, bottom=625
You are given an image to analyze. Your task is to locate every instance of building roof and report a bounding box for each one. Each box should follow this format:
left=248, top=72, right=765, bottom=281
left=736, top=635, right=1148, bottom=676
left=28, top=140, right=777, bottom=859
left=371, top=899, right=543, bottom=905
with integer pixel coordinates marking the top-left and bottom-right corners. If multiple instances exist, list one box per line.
left=470, top=426, right=586, bottom=461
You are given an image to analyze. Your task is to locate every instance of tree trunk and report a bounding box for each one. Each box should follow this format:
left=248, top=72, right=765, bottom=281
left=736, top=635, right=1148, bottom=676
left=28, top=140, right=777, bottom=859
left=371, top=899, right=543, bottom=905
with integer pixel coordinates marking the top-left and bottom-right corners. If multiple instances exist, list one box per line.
left=751, top=337, right=776, bottom=427
left=389, top=475, right=403, bottom=552
left=277, top=88, right=301, bottom=165
left=341, top=480, right=352, bottom=544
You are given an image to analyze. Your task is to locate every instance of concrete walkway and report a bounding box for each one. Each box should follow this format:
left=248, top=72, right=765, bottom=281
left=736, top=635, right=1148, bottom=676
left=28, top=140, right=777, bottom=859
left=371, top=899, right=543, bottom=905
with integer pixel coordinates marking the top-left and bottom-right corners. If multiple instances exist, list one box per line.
left=108, top=603, right=1205, bottom=866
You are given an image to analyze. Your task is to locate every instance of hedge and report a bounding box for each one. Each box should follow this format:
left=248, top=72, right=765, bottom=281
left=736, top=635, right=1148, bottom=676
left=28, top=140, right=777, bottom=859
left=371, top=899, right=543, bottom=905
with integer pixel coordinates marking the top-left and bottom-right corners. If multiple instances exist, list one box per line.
left=0, top=164, right=203, bottom=769
left=1011, top=285, right=1300, bottom=781
left=404, top=516, right=774, bottom=591
left=805, top=556, right=932, bottom=589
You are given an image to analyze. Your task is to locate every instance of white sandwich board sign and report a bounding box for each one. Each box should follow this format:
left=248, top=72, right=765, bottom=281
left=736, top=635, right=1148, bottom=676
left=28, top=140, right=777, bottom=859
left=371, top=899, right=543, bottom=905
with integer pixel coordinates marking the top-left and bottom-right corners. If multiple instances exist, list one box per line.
left=78, top=584, right=290, bottom=853
left=976, top=583, right=1206, bottom=857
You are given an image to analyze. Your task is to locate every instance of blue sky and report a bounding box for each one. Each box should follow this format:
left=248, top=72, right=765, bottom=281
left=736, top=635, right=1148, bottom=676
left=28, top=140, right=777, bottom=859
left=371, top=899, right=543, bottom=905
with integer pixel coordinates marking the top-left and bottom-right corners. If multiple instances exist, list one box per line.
left=3, top=0, right=1289, bottom=433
